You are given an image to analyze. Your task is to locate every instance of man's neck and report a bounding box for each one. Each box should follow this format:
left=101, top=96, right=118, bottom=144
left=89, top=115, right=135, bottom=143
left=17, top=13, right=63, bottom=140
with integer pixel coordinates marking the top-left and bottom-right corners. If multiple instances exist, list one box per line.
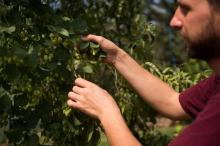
left=208, top=58, right=220, bottom=78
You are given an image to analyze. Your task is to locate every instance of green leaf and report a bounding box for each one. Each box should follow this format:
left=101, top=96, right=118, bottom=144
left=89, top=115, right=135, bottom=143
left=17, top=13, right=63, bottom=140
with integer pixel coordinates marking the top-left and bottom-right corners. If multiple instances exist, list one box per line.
left=63, top=107, right=72, bottom=117
left=47, top=25, right=69, bottom=36
left=80, top=42, right=90, bottom=50
left=62, top=16, right=71, bottom=21
left=89, top=42, right=100, bottom=49
left=91, top=47, right=99, bottom=56
left=0, top=26, right=16, bottom=34
left=82, top=64, right=93, bottom=74
left=57, top=28, right=69, bottom=37
left=74, top=118, right=82, bottom=126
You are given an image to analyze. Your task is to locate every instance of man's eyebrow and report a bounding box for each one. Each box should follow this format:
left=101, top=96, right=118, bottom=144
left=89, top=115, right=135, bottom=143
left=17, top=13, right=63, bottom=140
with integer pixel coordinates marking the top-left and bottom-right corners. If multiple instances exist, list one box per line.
left=176, top=0, right=187, bottom=7
left=177, top=0, right=188, bottom=5
left=177, top=0, right=183, bottom=5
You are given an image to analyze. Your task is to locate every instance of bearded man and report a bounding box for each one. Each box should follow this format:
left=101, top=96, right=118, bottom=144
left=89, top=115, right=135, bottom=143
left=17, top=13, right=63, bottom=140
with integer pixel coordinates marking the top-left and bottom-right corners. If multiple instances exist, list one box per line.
left=67, top=0, right=220, bottom=145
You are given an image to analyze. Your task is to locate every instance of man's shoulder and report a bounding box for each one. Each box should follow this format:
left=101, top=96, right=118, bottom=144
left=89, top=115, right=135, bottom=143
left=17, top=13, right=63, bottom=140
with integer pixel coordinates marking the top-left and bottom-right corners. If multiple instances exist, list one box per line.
left=193, top=74, right=216, bottom=89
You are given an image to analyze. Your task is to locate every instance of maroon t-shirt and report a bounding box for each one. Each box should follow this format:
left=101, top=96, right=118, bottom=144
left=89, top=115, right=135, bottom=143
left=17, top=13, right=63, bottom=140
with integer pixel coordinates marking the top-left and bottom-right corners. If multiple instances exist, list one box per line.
left=168, top=74, right=220, bottom=146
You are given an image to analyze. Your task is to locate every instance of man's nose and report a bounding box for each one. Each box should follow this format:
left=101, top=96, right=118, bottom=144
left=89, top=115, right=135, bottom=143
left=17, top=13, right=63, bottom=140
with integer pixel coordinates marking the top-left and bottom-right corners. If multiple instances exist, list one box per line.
left=169, top=10, right=182, bottom=30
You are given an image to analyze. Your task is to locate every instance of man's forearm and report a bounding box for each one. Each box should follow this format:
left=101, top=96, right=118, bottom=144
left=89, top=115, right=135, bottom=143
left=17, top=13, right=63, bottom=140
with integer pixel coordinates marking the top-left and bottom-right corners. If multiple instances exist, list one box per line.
left=112, top=49, right=187, bottom=119
left=100, top=111, right=142, bottom=146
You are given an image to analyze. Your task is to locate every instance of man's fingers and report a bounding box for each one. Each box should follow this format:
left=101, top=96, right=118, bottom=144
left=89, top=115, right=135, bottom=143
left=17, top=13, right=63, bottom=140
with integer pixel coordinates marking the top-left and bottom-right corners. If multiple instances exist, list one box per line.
left=67, top=99, right=79, bottom=108
left=81, top=34, right=98, bottom=41
left=75, top=78, right=94, bottom=88
left=82, top=34, right=104, bottom=45
left=72, top=85, right=84, bottom=94
left=68, top=92, right=82, bottom=102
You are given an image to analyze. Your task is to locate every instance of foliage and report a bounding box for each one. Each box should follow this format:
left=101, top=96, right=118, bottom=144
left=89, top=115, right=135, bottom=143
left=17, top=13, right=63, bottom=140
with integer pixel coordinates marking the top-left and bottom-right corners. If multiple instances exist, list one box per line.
left=0, top=0, right=211, bottom=146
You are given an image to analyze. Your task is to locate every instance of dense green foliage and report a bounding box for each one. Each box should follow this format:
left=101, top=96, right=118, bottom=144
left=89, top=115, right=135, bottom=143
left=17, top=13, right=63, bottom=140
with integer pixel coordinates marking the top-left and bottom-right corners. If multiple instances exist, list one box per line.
left=0, top=0, right=210, bottom=146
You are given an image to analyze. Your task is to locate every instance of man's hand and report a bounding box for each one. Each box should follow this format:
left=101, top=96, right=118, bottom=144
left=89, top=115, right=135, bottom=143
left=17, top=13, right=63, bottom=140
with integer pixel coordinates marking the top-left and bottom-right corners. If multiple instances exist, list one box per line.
left=67, top=78, right=120, bottom=120
left=82, top=34, right=125, bottom=64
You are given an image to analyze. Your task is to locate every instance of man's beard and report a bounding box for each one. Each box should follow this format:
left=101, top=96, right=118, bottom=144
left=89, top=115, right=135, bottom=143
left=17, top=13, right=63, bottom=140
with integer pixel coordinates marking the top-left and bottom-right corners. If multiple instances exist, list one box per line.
left=186, top=22, right=220, bottom=61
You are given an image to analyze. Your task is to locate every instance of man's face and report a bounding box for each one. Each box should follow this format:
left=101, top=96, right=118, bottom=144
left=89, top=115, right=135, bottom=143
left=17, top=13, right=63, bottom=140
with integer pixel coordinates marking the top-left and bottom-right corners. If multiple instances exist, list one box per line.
left=170, top=0, right=220, bottom=61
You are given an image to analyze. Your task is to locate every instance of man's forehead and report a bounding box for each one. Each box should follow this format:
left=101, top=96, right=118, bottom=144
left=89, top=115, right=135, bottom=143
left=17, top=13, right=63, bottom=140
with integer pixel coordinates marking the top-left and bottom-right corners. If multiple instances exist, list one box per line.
left=177, top=0, right=188, bottom=3
left=177, top=0, right=202, bottom=4
left=177, top=0, right=206, bottom=7
left=177, top=0, right=187, bottom=4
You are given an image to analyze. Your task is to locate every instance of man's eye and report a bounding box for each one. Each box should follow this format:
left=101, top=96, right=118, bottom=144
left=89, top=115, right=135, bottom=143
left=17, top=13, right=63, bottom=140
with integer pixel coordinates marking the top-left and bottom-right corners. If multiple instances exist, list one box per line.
left=180, top=5, right=190, bottom=15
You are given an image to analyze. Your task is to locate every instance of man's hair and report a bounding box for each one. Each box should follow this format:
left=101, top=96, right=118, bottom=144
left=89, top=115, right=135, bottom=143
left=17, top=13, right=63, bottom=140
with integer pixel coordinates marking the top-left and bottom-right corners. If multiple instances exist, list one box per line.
left=208, top=0, right=220, bottom=11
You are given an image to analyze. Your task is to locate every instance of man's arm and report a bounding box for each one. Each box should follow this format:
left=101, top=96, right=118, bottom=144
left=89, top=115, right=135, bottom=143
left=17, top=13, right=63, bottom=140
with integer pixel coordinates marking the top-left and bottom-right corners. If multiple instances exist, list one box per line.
left=113, top=49, right=189, bottom=120
left=67, top=78, right=142, bottom=146
left=100, top=109, right=142, bottom=146
left=82, top=34, right=190, bottom=120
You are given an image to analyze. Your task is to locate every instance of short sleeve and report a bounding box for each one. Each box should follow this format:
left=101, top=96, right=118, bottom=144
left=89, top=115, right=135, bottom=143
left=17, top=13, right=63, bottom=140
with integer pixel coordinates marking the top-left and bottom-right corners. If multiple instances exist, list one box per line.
left=179, top=75, right=215, bottom=118
left=169, top=92, right=220, bottom=146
